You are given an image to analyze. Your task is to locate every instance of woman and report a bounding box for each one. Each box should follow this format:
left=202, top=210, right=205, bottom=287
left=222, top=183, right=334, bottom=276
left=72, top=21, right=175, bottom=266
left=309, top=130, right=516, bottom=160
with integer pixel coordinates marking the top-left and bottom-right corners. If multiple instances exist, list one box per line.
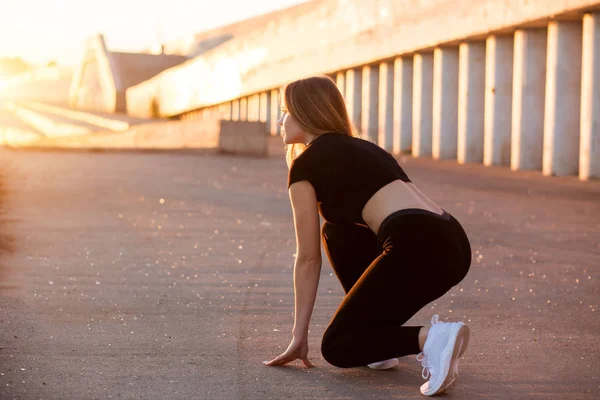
left=263, top=76, right=472, bottom=396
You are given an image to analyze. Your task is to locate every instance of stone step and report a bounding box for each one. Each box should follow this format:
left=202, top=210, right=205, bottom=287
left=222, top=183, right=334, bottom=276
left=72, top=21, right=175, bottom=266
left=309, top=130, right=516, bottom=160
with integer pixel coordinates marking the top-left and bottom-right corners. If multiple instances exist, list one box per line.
left=20, top=101, right=156, bottom=132
left=0, top=101, right=45, bottom=145
left=7, top=102, right=104, bottom=138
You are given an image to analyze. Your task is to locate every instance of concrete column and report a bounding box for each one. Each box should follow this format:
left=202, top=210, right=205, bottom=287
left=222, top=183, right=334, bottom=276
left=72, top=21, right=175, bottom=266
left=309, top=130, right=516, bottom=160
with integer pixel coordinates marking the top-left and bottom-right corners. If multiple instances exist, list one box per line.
left=240, top=97, right=248, bottom=121
left=511, top=29, right=547, bottom=171
left=261, top=92, right=271, bottom=134
left=254, top=93, right=261, bottom=122
left=362, top=65, right=380, bottom=142
left=345, top=68, right=362, bottom=131
left=336, top=71, right=346, bottom=99
left=484, top=35, right=514, bottom=166
left=247, top=95, right=255, bottom=122
left=432, top=47, right=459, bottom=160
left=269, top=89, right=281, bottom=135
left=252, top=94, right=262, bottom=121
left=260, top=92, right=269, bottom=122
left=221, top=103, right=230, bottom=120
left=543, top=21, right=583, bottom=176
left=412, top=52, right=434, bottom=157
left=378, top=61, right=394, bottom=151
left=393, top=56, right=413, bottom=154
left=580, top=13, right=600, bottom=180
left=232, top=99, right=240, bottom=121
left=458, top=41, right=486, bottom=164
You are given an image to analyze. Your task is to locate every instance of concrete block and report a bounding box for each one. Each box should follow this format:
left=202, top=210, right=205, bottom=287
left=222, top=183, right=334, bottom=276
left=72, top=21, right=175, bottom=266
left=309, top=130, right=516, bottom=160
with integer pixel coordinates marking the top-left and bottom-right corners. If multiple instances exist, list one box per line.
left=218, top=120, right=268, bottom=156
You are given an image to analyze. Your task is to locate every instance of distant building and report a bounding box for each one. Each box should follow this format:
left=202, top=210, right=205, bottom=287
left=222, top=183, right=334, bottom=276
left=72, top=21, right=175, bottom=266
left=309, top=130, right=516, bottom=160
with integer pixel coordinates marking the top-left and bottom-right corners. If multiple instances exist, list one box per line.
left=69, top=35, right=188, bottom=113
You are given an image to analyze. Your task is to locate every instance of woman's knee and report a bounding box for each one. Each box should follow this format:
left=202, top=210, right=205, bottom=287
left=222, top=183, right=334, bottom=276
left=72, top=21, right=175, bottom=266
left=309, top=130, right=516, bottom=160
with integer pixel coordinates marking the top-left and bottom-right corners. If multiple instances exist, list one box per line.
left=321, top=331, right=354, bottom=368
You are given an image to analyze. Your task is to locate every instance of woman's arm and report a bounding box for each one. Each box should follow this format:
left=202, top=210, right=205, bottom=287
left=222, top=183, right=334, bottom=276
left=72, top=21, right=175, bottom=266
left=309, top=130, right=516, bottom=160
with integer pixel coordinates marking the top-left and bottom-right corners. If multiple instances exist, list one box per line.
left=290, top=180, right=322, bottom=339
left=292, top=258, right=321, bottom=339
left=264, top=180, right=321, bottom=367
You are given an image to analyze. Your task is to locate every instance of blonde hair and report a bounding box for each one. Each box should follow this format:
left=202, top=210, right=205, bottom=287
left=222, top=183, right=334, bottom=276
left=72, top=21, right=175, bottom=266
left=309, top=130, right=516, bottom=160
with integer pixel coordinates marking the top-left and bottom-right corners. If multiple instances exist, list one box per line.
left=279, top=75, right=359, bottom=167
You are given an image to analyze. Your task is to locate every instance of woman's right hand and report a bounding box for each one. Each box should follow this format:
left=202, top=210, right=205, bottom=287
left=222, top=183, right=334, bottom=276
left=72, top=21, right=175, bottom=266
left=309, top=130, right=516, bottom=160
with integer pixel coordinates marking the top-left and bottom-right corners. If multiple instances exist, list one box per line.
left=263, top=336, right=315, bottom=367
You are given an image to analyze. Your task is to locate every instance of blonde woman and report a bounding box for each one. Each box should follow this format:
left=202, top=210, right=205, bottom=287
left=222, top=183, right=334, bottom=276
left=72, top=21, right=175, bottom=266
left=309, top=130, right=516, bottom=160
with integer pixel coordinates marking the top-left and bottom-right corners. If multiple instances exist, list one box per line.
left=263, top=76, right=472, bottom=396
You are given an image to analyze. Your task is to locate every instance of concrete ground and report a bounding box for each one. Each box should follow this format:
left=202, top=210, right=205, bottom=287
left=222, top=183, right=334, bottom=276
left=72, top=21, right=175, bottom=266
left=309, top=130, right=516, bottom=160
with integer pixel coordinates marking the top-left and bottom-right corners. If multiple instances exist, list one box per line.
left=0, top=147, right=598, bottom=399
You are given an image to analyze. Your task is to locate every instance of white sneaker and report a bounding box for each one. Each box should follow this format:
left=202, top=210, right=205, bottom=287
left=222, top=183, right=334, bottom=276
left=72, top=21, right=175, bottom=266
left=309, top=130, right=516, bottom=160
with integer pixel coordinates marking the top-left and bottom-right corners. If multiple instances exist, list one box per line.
left=416, top=315, right=470, bottom=396
left=367, top=358, right=400, bottom=370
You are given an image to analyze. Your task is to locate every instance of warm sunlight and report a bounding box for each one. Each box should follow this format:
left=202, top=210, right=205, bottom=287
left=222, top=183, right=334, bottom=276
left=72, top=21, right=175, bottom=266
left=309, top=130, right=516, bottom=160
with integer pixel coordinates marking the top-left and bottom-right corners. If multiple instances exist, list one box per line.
left=0, top=0, right=310, bottom=66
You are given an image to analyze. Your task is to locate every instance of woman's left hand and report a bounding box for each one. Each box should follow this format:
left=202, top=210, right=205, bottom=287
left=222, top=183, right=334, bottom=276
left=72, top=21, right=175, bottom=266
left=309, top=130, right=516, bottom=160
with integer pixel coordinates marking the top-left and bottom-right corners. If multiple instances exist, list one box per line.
left=263, top=336, right=315, bottom=367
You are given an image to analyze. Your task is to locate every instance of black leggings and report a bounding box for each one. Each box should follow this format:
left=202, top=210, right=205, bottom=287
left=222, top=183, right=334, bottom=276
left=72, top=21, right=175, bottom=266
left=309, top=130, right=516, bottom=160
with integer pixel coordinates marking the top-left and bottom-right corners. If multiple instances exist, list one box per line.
left=320, top=209, right=471, bottom=368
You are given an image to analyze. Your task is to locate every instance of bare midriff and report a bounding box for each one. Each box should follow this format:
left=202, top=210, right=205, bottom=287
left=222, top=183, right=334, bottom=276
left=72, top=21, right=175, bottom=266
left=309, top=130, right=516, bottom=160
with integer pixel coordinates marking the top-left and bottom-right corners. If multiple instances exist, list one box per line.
left=361, top=179, right=444, bottom=235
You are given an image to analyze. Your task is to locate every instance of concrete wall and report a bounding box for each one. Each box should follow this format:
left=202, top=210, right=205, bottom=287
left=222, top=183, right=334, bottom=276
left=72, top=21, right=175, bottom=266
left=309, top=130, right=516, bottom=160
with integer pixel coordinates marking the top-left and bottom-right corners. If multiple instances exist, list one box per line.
left=126, top=0, right=600, bottom=118
left=125, top=0, right=600, bottom=180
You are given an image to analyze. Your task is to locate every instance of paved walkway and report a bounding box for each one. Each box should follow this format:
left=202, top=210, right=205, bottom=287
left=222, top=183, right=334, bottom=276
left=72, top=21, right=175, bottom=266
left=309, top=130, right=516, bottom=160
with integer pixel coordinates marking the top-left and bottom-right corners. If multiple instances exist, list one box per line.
left=0, top=148, right=598, bottom=399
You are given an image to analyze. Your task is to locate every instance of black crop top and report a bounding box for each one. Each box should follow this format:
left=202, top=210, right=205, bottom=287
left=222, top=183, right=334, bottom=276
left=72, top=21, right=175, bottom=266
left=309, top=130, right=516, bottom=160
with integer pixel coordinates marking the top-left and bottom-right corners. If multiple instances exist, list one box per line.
left=287, top=132, right=412, bottom=226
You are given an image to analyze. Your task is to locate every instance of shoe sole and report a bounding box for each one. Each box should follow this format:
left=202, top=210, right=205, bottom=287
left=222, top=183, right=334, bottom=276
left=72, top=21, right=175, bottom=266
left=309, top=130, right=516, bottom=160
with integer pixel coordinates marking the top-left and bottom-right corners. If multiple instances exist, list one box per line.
left=421, top=322, right=470, bottom=396
left=441, top=324, right=470, bottom=393
left=368, top=358, right=400, bottom=370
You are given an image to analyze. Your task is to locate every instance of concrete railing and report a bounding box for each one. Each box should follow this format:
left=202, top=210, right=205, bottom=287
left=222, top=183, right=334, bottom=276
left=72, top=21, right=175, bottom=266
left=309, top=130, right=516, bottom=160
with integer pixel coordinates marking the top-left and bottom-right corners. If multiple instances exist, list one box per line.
left=126, top=0, right=600, bottom=180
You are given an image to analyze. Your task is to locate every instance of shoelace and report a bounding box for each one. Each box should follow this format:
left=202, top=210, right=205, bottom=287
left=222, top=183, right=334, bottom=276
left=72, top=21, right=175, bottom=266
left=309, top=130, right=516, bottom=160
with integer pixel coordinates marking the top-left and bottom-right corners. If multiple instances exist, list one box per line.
left=416, top=314, right=441, bottom=380
left=416, top=352, right=432, bottom=379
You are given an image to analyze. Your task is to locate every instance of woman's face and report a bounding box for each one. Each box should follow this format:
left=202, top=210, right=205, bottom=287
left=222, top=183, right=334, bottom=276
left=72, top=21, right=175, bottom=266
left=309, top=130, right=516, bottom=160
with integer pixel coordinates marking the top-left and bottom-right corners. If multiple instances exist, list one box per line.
left=277, top=108, right=307, bottom=145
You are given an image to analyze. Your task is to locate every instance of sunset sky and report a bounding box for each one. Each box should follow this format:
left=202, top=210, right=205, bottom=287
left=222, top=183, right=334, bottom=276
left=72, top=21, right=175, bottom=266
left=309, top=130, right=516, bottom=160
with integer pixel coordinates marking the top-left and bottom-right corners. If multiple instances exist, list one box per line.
left=0, top=0, right=309, bottom=66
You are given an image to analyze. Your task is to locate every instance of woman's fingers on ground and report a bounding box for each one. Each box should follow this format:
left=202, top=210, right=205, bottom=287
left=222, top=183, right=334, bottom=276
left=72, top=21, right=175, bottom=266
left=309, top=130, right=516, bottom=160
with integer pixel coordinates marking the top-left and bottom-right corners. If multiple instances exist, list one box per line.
left=264, top=353, right=292, bottom=366
left=301, top=357, right=315, bottom=368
